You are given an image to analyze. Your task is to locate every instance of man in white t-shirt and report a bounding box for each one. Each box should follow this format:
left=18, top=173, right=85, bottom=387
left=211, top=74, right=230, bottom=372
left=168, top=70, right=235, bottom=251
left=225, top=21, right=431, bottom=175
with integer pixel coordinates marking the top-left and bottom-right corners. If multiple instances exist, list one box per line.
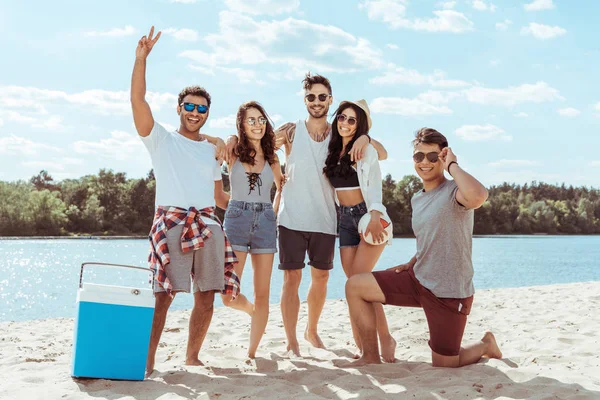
left=132, top=27, right=237, bottom=376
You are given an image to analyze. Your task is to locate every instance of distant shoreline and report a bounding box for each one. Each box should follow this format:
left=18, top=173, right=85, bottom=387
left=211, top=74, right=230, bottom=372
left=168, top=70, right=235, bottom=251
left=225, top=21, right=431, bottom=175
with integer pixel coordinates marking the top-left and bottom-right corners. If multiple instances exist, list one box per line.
left=1, top=234, right=598, bottom=240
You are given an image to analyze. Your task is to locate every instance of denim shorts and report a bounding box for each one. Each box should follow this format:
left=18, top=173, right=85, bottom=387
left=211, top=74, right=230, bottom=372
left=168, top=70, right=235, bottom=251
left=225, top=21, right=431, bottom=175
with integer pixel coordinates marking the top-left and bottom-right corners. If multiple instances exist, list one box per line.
left=338, top=201, right=368, bottom=248
left=223, top=200, right=277, bottom=254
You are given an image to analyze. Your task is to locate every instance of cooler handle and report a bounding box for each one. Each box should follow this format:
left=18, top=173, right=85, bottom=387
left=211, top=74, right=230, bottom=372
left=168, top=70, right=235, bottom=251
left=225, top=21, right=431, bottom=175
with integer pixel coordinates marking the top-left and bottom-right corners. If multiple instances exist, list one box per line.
left=79, top=262, right=155, bottom=291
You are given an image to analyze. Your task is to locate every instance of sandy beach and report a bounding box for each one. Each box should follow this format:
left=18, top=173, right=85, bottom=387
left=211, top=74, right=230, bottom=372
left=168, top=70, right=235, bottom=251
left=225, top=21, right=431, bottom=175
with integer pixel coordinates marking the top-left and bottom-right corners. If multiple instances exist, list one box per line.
left=1, top=281, right=599, bottom=399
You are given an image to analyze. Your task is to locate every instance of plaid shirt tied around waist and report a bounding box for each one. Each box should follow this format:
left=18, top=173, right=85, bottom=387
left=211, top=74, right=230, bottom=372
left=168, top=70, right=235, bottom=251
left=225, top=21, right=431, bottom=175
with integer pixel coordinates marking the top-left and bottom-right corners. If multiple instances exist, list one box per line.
left=148, top=206, right=240, bottom=298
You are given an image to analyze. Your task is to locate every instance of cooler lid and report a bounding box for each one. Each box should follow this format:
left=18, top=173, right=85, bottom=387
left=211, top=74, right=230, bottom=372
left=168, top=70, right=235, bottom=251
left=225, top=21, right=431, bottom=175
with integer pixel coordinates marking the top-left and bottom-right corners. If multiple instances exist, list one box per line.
left=77, top=283, right=155, bottom=308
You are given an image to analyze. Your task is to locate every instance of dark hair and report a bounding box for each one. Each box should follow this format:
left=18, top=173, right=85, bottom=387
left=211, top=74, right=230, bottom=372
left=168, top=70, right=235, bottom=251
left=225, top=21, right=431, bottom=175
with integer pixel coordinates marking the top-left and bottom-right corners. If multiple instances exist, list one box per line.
left=178, top=86, right=211, bottom=108
left=323, top=103, right=369, bottom=180
left=302, top=72, right=332, bottom=95
left=235, top=101, right=276, bottom=166
left=412, top=127, right=448, bottom=149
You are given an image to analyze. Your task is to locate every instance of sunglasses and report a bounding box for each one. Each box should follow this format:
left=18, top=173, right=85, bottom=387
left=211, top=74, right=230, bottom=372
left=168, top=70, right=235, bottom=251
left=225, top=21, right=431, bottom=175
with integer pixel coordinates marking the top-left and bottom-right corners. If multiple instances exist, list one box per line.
left=246, top=117, right=267, bottom=126
left=181, top=102, right=208, bottom=114
left=413, top=151, right=440, bottom=163
left=305, top=93, right=331, bottom=102
left=336, top=114, right=357, bottom=126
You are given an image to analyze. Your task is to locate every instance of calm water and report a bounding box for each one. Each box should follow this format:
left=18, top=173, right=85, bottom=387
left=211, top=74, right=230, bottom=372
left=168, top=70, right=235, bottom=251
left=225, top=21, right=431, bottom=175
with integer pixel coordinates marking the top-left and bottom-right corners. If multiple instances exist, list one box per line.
left=1, top=236, right=599, bottom=322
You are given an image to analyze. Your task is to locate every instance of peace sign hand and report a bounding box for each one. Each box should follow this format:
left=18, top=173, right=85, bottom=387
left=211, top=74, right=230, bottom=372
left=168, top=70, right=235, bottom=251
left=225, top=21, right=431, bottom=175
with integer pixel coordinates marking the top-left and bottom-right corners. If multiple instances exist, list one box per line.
left=136, top=26, right=161, bottom=60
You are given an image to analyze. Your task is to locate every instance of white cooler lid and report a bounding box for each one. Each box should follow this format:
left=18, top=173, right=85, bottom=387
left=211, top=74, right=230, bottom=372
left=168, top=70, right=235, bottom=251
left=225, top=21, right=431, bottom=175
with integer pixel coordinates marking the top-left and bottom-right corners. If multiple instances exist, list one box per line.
left=77, top=283, right=154, bottom=308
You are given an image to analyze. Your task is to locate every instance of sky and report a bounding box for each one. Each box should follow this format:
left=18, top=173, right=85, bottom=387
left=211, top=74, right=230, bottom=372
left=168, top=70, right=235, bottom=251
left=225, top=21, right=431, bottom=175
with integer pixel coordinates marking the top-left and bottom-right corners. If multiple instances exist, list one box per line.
left=1, top=0, right=598, bottom=187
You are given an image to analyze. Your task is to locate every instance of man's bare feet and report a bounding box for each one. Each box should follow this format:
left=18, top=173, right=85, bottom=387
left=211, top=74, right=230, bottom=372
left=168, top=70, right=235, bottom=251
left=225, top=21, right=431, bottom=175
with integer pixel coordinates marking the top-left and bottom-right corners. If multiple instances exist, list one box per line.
left=304, top=329, right=325, bottom=349
left=185, top=357, right=205, bottom=366
left=286, top=342, right=301, bottom=357
left=341, top=355, right=382, bottom=368
left=380, top=335, right=397, bottom=363
left=482, top=332, right=502, bottom=359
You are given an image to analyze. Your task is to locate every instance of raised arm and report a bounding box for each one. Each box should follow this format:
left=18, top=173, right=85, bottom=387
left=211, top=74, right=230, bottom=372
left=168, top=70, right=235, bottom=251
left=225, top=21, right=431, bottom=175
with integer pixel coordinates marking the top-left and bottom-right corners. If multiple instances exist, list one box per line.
left=440, top=147, right=488, bottom=209
left=369, top=138, right=388, bottom=161
left=131, top=26, right=161, bottom=137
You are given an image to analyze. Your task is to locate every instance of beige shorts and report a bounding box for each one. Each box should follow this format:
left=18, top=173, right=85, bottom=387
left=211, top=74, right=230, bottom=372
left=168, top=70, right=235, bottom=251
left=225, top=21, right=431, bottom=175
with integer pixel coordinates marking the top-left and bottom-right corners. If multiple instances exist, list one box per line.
left=154, top=224, right=225, bottom=294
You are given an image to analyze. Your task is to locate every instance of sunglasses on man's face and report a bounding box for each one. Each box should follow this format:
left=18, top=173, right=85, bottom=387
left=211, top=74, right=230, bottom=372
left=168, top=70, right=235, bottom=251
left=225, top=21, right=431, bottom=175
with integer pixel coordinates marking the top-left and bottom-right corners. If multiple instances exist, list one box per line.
left=336, top=114, right=357, bottom=126
left=413, top=151, right=440, bottom=163
left=181, top=102, right=208, bottom=114
left=305, top=93, right=331, bottom=103
left=246, top=117, right=268, bottom=126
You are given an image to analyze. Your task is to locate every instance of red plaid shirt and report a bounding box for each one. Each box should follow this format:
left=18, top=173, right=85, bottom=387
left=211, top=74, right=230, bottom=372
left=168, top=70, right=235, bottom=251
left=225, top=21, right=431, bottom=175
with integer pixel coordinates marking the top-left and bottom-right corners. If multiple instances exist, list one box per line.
left=148, top=206, right=240, bottom=298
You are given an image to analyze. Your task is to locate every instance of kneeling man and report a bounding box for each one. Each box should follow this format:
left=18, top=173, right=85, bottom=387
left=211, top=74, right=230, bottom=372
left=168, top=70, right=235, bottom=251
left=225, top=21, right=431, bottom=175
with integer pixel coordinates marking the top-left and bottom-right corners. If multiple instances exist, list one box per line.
left=345, top=127, right=502, bottom=367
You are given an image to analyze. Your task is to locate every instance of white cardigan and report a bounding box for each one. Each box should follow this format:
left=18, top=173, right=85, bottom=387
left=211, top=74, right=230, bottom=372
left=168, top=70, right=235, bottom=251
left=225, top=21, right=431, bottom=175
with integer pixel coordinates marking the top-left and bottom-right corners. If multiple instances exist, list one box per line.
left=333, top=144, right=392, bottom=243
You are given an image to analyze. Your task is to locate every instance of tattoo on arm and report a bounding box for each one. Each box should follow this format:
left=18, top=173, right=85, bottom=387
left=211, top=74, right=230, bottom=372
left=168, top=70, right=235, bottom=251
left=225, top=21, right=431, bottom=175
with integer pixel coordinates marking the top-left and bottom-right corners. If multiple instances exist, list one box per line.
left=281, top=122, right=296, bottom=144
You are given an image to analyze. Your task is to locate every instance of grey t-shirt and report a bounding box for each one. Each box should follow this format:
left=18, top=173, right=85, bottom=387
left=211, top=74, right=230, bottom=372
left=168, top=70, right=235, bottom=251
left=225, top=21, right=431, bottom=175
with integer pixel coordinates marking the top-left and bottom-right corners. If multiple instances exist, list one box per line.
left=411, top=179, right=475, bottom=299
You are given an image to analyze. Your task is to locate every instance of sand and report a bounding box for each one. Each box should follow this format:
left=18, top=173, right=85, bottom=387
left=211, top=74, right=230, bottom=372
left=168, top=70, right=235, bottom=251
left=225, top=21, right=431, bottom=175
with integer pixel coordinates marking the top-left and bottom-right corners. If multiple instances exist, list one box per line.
left=1, top=281, right=599, bottom=399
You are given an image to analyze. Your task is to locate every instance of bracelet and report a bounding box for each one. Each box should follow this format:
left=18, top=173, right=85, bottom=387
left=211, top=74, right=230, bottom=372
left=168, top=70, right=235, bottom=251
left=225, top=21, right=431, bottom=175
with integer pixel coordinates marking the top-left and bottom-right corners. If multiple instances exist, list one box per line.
left=447, top=161, right=458, bottom=176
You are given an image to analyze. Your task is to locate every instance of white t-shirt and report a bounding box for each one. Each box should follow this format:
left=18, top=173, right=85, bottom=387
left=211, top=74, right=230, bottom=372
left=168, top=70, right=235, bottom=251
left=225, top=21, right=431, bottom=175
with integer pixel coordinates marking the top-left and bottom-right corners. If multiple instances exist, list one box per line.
left=140, top=122, right=222, bottom=224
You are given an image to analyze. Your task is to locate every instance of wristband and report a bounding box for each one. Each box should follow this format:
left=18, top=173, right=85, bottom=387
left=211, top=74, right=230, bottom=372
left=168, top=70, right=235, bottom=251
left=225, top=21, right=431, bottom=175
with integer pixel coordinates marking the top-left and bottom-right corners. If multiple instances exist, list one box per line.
left=447, top=161, right=458, bottom=176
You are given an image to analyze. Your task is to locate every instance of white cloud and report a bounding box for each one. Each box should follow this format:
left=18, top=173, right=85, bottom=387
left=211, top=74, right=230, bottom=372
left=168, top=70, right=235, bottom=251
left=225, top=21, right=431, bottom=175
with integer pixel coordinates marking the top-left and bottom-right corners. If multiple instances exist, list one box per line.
left=557, top=107, right=581, bottom=117
left=32, top=115, right=65, bottom=130
left=179, top=11, right=386, bottom=76
left=158, top=122, right=177, bottom=132
left=370, top=67, right=470, bottom=88
left=386, top=43, right=399, bottom=50
left=488, top=159, right=540, bottom=168
left=595, top=102, right=600, bottom=111
left=0, top=118, right=3, bottom=127
left=370, top=91, right=456, bottom=116
left=455, top=124, right=512, bottom=141
left=521, top=23, right=566, bottom=40
left=162, top=28, right=199, bottom=41
left=360, top=1, right=474, bottom=33
left=22, top=158, right=84, bottom=172
left=440, top=1, right=456, bottom=9
left=489, top=59, right=501, bottom=67
left=271, top=114, right=283, bottom=124
left=0, top=134, right=62, bottom=156
left=224, top=0, right=299, bottom=15
left=590, top=161, right=600, bottom=167
left=84, top=26, right=137, bottom=37
left=0, top=86, right=176, bottom=116
left=515, top=112, right=529, bottom=117
left=496, top=19, right=512, bottom=30
left=73, top=130, right=146, bottom=161
left=209, top=115, right=237, bottom=129
left=472, top=0, right=496, bottom=12
left=169, top=0, right=198, bottom=3
left=524, top=0, right=555, bottom=11
left=463, top=81, right=562, bottom=106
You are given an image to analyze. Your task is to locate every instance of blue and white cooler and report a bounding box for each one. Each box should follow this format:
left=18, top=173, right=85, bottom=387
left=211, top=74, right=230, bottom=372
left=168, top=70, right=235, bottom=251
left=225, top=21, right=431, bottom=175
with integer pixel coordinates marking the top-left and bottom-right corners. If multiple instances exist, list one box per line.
left=71, top=262, right=155, bottom=381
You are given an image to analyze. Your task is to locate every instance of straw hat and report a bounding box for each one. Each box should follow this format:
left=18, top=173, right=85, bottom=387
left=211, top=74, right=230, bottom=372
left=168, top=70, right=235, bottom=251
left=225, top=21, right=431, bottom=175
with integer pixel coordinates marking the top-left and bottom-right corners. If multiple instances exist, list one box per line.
left=339, top=99, right=372, bottom=130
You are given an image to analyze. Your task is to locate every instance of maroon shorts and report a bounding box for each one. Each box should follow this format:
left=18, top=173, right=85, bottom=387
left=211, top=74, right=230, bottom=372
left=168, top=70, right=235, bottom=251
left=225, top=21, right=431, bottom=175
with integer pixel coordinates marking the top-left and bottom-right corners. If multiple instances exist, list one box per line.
left=372, top=267, right=473, bottom=357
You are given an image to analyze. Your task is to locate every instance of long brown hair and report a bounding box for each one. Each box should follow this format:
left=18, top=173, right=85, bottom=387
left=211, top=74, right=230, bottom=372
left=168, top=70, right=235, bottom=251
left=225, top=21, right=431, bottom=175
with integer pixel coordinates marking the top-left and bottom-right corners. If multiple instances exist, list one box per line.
left=235, top=101, right=276, bottom=166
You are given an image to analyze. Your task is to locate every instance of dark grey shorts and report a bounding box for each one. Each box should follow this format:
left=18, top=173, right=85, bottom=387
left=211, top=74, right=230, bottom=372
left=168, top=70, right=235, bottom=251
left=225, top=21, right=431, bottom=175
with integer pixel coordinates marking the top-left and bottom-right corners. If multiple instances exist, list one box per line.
left=223, top=200, right=277, bottom=254
left=154, top=224, right=225, bottom=294
left=278, top=226, right=335, bottom=270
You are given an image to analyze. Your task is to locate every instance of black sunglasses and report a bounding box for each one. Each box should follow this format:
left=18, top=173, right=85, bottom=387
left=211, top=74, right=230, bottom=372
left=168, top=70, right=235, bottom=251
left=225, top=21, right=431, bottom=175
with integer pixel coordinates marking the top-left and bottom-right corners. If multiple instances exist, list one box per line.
left=305, top=93, right=331, bottom=102
left=413, top=151, right=440, bottom=163
left=336, top=114, right=356, bottom=126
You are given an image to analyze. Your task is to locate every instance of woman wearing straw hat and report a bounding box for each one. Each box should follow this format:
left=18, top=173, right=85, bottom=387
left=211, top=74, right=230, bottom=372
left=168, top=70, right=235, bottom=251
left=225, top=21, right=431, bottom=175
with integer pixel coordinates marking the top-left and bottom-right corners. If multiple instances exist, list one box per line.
left=322, top=99, right=396, bottom=362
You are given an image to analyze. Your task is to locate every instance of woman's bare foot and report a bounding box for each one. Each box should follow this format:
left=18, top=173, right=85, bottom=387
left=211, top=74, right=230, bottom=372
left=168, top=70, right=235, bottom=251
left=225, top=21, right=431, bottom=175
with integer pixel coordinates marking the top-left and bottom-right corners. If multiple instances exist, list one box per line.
left=380, top=335, right=397, bottom=363
left=304, top=329, right=325, bottom=349
left=185, top=357, right=205, bottom=366
left=286, top=341, right=301, bottom=357
left=482, top=332, right=502, bottom=359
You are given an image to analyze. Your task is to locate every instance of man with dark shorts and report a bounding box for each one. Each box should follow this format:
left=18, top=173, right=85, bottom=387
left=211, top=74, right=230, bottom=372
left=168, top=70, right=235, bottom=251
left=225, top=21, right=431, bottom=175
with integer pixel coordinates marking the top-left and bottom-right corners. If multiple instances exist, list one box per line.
left=132, top=27, right=238, bottom=375
left=227, top=73, right=387, bottom=356
left=345, top=127, right=502, bottom=367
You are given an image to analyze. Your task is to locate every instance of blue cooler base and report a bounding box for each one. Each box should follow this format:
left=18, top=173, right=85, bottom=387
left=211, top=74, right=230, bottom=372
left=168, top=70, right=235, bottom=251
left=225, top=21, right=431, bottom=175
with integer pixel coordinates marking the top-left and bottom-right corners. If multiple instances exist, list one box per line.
left=72, top=284, right=154, bottom=381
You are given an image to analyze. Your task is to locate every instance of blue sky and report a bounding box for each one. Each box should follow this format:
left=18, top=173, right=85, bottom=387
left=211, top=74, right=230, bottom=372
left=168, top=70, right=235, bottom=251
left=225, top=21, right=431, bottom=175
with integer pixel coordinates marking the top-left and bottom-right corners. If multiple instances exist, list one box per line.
left=1, top=0, right=598, bottom=187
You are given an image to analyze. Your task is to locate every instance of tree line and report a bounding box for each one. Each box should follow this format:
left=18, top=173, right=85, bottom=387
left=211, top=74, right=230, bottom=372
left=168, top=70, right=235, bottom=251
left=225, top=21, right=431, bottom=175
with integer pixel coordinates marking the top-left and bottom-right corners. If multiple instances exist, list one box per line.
left=0, top=169, right=598, bottom=236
